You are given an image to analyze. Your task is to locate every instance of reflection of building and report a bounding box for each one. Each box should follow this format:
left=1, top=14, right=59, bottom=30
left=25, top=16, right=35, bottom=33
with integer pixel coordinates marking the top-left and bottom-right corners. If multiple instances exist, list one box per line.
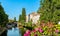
left=26, top=12, right=40, bottom=24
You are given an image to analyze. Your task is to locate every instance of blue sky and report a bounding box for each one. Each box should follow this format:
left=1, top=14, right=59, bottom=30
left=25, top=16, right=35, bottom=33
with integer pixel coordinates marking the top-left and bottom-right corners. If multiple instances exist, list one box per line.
left=0, top=0, right=40, bottom=21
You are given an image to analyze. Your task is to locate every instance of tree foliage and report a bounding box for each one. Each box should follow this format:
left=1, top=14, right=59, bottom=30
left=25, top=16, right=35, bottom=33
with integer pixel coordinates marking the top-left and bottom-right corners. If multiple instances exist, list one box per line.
left=22, top=8, right=26, bottom=22
left=0, top=3, right=8, bottom=26
left=19, top=15, right=22, bottom=22
left=19, top=8, right=26, bottom=22
left=38, top=0, right=60, bottom=24
left=14, top=17, right=16, bottom=22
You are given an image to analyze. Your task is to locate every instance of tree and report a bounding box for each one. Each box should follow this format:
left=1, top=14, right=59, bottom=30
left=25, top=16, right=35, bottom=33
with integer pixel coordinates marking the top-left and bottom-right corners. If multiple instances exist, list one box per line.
left=38, top=0, right=60, bottom=24
left=0, top=3, right=8, bottom=26
left=21, top=8, right=26, bottom=22
left=19, top=15, right=22, bottom=22
left=14, top=17, right=16, bottom=22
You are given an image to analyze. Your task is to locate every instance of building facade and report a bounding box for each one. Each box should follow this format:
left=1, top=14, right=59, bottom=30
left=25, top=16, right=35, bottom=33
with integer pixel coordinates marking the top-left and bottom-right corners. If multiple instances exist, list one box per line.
left=26, top=12, right=40, bottom=24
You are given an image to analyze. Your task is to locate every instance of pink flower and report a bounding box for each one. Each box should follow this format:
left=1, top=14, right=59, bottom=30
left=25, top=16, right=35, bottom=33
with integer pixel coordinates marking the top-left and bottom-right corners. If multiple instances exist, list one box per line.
left=55, top=29, right=59, bottom=33
left=24, top=33, right=30, bottom=36
left=38, top=28, right=43, bottom=33
left=35, top=28, right=39, bottom=31
left=24, top=30, right=31, bottom=36
left=32, top=29, right=36, bottom=33
left=25, top=30, right=31, bottom=35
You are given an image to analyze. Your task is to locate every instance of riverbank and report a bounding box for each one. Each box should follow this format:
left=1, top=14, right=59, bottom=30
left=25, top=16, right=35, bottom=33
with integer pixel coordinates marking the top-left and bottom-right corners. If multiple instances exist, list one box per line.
left=0, top=27, right=7, bottom=36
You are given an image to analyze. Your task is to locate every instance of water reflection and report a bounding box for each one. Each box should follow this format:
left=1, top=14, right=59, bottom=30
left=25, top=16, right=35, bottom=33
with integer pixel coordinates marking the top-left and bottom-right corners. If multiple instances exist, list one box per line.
left=7, top=27, right=21, bottom=36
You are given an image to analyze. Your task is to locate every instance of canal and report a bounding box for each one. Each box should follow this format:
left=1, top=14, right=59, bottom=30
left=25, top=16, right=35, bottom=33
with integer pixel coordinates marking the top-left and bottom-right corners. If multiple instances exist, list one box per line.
left=7, top=27, right=21, bottom=36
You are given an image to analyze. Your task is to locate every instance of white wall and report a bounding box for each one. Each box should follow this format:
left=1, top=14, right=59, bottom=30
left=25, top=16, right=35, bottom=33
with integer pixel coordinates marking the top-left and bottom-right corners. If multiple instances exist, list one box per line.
left=26, top=12, right=40, bottom=24
left=32, top=14, right=40, bottom=24
left=26, top=15, right=28, bottom=23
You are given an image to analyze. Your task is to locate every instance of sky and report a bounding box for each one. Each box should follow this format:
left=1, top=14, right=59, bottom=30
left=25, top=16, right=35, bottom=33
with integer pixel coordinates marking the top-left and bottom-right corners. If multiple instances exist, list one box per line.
left=0, top=0, right=40, bottom=21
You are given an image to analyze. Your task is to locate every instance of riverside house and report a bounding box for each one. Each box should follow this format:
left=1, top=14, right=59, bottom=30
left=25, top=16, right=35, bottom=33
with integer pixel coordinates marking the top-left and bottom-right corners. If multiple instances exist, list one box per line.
left=26, top=12, right=40, bottom=24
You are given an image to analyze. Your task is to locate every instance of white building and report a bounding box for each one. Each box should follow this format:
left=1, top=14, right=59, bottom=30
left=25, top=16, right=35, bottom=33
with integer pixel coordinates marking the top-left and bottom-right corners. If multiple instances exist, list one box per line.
left=26, top=12, right=40, bottom=24
left=26, top=15, right=29, bottom=23
left=58, top=21, right=60, bottom=25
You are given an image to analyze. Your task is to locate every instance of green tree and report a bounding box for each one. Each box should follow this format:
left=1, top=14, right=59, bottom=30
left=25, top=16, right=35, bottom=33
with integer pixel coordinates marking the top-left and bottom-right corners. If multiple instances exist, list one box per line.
left=0, top=3, right=8, bottom=26
left=14, top=17, right=16, bottom=22
left=21, top=8, right=26, bottom=22
left=38, top=0, right=60, bottom=24
left=19, top=15, right=22, bottom=22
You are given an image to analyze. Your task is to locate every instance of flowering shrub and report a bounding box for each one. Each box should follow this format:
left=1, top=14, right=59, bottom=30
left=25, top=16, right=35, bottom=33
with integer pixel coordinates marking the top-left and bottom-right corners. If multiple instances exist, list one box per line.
left=24, top=30, right=31, bottom=36
left=23, top=21, right=60, bottom=36
left=24, top=28, right=43, bottom=36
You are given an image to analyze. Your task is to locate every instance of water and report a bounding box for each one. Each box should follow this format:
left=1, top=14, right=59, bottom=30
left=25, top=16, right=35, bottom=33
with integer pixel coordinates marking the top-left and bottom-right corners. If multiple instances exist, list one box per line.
left=7, top=27, right=21, bottom=36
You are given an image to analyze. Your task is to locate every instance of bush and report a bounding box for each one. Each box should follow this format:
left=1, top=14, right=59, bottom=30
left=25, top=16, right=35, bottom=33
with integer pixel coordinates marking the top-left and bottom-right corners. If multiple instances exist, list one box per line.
left=23, top=22, right=60, bottom=36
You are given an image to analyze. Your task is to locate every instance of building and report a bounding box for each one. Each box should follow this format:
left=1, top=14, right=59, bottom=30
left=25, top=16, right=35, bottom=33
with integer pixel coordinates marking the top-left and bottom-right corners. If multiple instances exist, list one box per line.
left=26, top=12, right=40, bottom=24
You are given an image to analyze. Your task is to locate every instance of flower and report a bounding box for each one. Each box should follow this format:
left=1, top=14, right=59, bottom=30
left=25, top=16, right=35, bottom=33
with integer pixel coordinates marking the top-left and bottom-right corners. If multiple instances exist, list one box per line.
left=35, top=28, right=39, bottom=31
left=24, top=30, right=31, bottom=36
left=38, top=28, right=43, bottom=33
left=25, top=30, right=31, bottom=34
left=32, top=29, right=36, bottom=33
left=24, top=33, right=30, bottom=36
left=55, top=29, right=59, bottom=33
